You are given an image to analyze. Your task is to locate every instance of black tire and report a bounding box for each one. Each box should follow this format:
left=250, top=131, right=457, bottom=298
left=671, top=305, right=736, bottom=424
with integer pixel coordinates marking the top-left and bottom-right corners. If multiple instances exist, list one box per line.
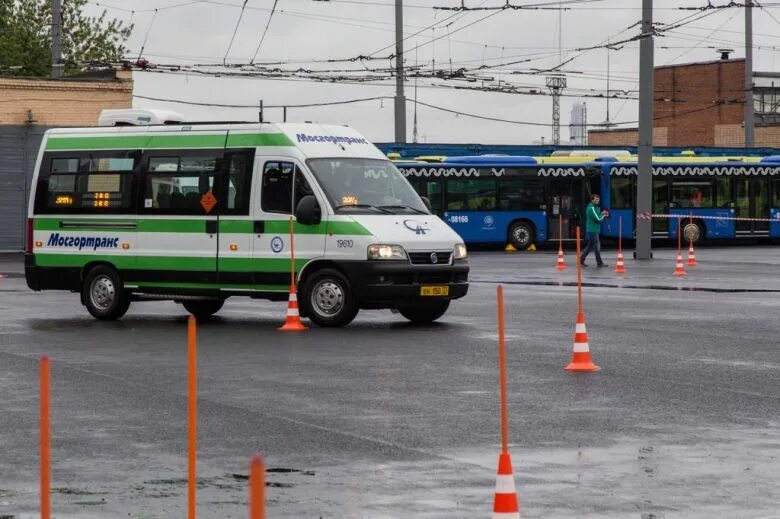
left=508, top=221, right=535, bottom=250
left=182, top=299, right=225, bottom=320
left=398, top=300, right=450, bottom=324
left=300, top=268, right=359, bottom=327
left=83, top=265, right=131, bottom=320
left=683, top=220, right=705, bottom=244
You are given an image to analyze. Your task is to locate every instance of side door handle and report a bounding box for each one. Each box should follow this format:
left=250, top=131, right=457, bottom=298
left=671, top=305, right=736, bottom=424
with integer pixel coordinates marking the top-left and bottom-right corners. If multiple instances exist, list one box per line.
left=205, top=221, right=217, bottom=234
left=254, top=221, right=265, bottom=234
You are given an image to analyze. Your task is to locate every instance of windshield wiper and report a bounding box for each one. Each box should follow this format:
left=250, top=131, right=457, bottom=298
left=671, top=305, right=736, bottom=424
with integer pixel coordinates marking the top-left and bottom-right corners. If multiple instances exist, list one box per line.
left=378, top=204, right=427, bottom=214
left=334, top=204, right=393, bottom=214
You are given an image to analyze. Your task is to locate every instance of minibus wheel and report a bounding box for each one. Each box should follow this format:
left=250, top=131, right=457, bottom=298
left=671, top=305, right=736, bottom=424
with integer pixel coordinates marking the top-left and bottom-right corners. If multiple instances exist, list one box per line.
left=83, top=265, right=131, bottom=320
left=398, top=300, right=450, bottom=324
left=301, top=268, right=359, bottom=327
left=182, top=299, right=225, bottom=320
left=508, top=221, right=534, bottom=250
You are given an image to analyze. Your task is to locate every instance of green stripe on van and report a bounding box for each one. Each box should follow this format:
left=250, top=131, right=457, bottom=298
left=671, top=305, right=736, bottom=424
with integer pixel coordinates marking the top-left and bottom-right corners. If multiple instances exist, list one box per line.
left=34, top=218, right=372, bottom=236
left=34, top=253, right=309, bottom=273
left=45, top=133, right=293, bottom=151
left=127, top=282, right=288, bottom=291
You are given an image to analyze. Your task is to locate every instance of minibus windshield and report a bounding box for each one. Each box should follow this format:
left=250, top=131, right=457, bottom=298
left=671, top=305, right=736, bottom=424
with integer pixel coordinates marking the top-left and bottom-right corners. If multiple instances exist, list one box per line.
left=307, top=158, right=428, bottom=214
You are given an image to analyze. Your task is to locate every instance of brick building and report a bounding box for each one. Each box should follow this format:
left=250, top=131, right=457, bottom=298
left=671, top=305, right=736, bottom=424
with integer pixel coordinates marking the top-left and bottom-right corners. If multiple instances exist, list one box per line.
left=589, top=58, right=780, bottom=148
left=0, top=70, right=132, bottom=250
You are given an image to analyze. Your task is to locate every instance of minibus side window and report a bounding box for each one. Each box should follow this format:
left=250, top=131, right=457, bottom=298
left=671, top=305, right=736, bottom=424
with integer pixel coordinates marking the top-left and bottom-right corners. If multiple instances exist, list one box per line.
left=36, top=151, right=138, bottom=214
left=261, top=161, right=312, bottom=214
left=223, top=150, right=254, bottom=215
left=141, top=152, right=221, bottom=214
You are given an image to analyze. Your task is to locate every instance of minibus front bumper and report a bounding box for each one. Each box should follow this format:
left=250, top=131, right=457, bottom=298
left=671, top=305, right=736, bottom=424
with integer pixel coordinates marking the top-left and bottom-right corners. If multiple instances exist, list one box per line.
left=340, top=260, right=469, bottom=308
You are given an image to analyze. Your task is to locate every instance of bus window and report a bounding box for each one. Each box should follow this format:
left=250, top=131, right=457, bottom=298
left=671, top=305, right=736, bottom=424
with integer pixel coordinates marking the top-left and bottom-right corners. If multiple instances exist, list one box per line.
left=446, top=178, right=497, bottom=211
left=774, top=179, right=780, bottom=207
left=670, top=180, right=713, bottom=208
left=262, top=162, right=296, bottom=214
left=716, top=177, right=734, bottom=208
left=610, top=177, right=633, bottom=209
left=425, top=180, right=443, bottom=215
left=498, top=178, right=544, bottom=211
left=224, top=150, right=254, bottom=215
left=653, top=179, right=669, bottom=232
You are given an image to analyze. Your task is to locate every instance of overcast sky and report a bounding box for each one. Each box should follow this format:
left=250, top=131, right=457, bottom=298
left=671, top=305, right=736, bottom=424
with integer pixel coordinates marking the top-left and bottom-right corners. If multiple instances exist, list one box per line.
left=86, top=0, right=780, bottom=144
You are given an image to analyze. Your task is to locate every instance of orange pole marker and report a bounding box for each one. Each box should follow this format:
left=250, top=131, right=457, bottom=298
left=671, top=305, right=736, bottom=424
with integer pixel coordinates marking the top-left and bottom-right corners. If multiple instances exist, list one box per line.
left=615, top=217, right=626, bottom=274
left=493, top=286, right=520, bottom=518
left=188, top=316, right=197, bottom=519
left=40, top=356, right=50, bottom=519
left=249, top=456, right=265, bottom=519
left=566, top=227, right=600, bottom=372
left=279, top=216, right=308, bottom=331
left=674, top=218, right=686, bottom=276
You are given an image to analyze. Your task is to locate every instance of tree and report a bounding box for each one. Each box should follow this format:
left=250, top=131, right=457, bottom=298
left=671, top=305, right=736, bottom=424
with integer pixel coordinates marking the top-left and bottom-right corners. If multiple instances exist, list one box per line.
left=0, top=0, right=132, bottom=77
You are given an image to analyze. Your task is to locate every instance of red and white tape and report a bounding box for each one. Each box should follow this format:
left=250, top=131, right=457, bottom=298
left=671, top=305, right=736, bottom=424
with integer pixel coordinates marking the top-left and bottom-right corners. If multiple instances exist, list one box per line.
left=637, top=212, right=778, bottom=223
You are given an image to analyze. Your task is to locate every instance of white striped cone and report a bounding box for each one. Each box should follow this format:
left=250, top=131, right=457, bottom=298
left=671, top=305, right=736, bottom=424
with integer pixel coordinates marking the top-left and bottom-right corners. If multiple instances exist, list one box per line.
left=493, top=452, right=520, bottom=518
left=674, top=253, right=686, bottom=276
left=278, top=286, right=307, bottom=331
left=565, top=312, right=599, bottom=372
left=615, top=250, right=626, bottom=273
left=555, top=247, right=567, bottom=270
left=687, top=242, right=697, bottom=267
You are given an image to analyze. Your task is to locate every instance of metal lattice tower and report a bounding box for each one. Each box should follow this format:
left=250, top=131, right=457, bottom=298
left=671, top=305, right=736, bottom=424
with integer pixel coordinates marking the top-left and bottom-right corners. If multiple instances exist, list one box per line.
left=546, top=74, right=567, bottom=145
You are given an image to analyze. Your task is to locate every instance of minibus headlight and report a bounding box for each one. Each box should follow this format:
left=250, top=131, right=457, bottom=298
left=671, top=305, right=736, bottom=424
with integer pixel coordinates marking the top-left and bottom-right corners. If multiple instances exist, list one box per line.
left=367, top=244, right=407, bottom=260
left=454, top=243, right=468, bottom=260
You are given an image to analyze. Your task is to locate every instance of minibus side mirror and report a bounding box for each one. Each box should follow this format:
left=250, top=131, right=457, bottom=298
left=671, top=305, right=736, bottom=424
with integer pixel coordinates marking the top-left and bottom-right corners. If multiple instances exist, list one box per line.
left=421, top=196, right=432, bottom=213
left=295, top=195, right=321, bottom=225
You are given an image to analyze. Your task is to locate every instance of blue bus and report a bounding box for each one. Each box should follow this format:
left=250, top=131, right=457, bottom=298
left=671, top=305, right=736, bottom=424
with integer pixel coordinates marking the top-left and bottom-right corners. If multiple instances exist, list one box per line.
left=397, top=155, right=780, bottom=249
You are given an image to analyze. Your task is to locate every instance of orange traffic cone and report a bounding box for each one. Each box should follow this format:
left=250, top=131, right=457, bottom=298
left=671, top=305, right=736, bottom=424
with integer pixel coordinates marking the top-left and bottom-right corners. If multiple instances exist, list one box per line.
left=278, top=285, right=307, bottom=331
left=673, top=253, right=686, bottom=276
left=686, top=242, right=697, bottom=267
left=492, top=452, right=520, bottom=519
left=565, top=312, right=599, bottom=372
left=555, top=246, right=567, bottom=270
left=614, top=250, right=626, bottom=274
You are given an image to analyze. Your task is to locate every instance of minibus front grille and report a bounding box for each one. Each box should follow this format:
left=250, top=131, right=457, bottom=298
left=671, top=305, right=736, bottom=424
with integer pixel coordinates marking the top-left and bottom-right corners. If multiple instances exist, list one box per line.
left=408, top=251, right=452, bottom=265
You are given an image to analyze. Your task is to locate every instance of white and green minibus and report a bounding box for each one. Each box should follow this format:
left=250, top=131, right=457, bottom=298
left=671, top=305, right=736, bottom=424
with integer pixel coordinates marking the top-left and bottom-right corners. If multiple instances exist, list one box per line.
left=25, top=110, right=469, bottom=327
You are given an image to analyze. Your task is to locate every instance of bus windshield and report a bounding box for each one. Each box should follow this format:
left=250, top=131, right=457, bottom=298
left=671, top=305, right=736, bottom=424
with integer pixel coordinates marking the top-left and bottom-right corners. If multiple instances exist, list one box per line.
left=307, top=158, right=428, bottom=214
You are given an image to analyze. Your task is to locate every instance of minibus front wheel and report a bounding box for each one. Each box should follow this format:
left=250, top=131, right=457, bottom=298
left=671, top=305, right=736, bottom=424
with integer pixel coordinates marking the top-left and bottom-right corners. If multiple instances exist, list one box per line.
left=83, top=265, right=131, bottom=320
left=398, top=300, right=450, bottom=324
left=300, top=268, right=359, bottom=327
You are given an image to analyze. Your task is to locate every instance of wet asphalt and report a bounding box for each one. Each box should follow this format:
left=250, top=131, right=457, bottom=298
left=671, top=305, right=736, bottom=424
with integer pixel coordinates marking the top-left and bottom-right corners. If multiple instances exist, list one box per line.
left=0, top=246, right=779, bottom=518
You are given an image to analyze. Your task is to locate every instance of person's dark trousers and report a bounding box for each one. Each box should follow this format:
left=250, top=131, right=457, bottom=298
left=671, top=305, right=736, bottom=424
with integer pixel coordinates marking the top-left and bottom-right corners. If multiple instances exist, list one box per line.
left=581, top=232, right=603, bottom=265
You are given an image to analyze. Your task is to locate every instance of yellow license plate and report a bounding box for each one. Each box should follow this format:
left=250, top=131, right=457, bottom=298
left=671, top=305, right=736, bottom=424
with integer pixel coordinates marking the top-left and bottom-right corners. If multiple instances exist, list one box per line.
left=420, top=285, right=449, bottom=297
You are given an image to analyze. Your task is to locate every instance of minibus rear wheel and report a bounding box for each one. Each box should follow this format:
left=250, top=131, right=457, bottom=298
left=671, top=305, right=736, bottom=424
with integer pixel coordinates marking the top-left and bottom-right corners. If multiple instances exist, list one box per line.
left=398, top=300, right=450, bottom=324
left=301, top=268, right=359, bottom=327
left=182, top=299, right=225, bottom=320
left=83, top=265, right=131, bottom=320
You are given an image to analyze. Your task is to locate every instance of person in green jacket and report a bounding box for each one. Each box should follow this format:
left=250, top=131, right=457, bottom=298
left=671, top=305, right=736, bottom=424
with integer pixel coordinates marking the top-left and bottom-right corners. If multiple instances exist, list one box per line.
left=581, top=194, right=608, bottom=267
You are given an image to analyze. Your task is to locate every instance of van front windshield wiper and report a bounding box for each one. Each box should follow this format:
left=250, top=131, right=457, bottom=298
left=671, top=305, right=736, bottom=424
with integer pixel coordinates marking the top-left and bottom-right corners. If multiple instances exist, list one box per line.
left=378, top=204, right=427, bottom=214
left=334, top=204, right=393, bottom=214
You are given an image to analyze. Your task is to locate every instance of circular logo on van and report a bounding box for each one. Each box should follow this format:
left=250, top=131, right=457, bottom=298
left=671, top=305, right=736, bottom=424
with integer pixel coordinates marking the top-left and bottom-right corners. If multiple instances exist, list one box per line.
left=271, top=236, right=284, bottom=253
left=430, top=253, right=439, bottom=264
left=484, top=215, right=495, bottom=227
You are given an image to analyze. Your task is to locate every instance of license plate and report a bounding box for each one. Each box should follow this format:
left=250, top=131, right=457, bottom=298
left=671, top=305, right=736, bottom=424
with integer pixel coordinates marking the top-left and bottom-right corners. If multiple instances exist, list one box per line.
left=420, top=285, right=449, bottom=297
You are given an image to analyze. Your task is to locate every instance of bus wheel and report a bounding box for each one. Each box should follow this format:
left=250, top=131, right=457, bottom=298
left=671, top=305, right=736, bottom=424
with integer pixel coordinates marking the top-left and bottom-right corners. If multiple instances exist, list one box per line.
left=83, top=266, right=131, bottom=320
left=683, top=221, right=704, bottom=244
left=183, top=299, right=225, bottom=320
left=508, top=221, right=534, bottom=250
left=301, top=268, right=359, bottom=327
left=398, top=300, right=450, bottom=324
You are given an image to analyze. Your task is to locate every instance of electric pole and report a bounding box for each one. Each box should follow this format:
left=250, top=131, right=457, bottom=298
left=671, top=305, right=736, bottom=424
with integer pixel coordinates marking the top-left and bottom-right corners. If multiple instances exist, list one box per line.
left=745, top=0, right=755, bottom=147
left=394, top=0, right=407, bottom=143
left=51, top=0, right=63, bottom=79
left=546, top=75, right=567, bottom=145
left=636, top=0, right=654, bottom=260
